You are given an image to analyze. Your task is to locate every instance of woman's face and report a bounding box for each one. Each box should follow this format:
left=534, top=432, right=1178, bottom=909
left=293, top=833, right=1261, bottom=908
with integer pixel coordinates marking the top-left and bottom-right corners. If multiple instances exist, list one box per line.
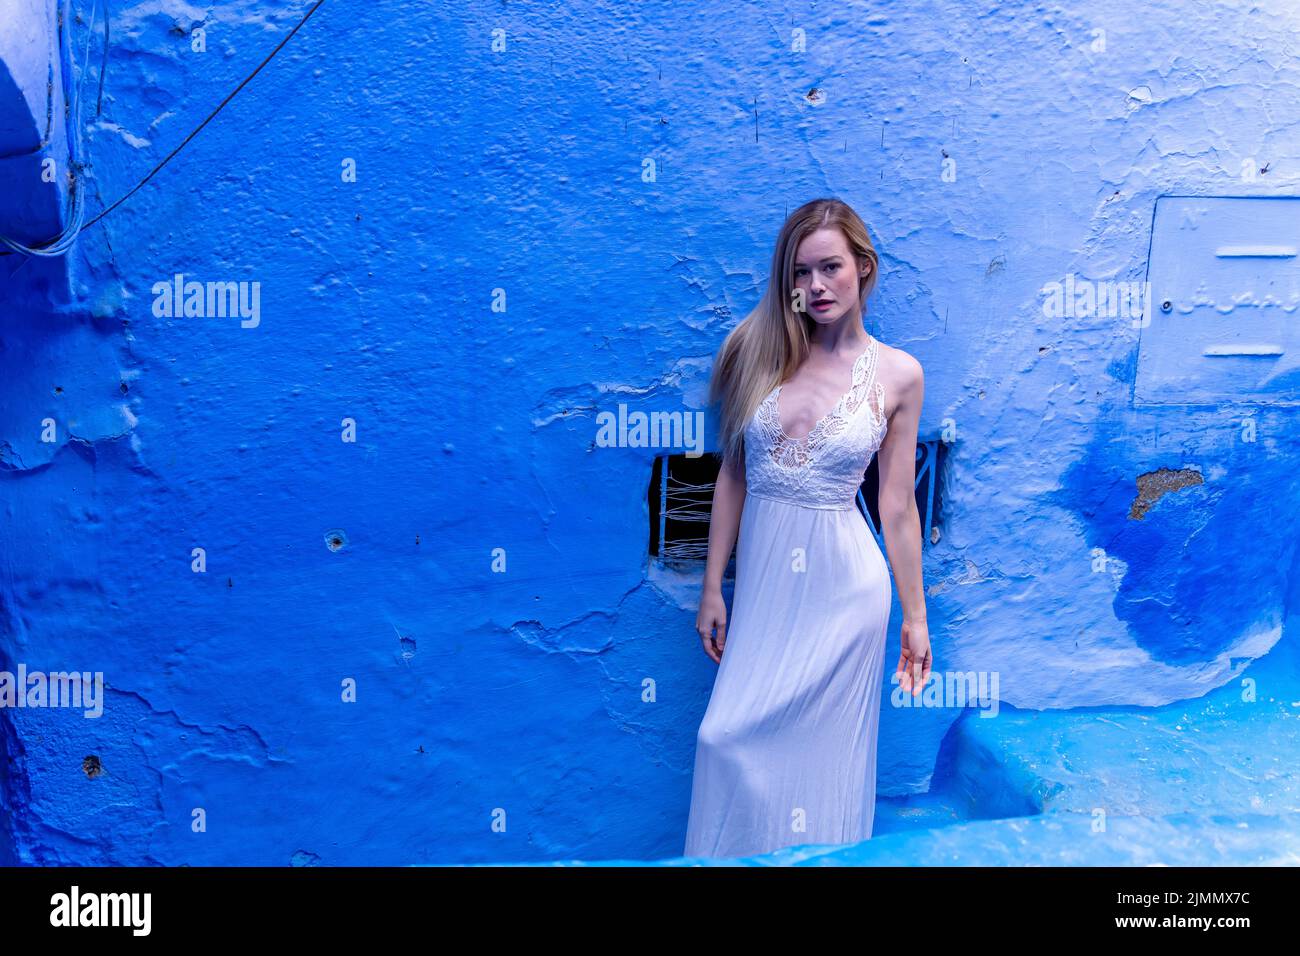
left=792, top=227, right=869, bottom=325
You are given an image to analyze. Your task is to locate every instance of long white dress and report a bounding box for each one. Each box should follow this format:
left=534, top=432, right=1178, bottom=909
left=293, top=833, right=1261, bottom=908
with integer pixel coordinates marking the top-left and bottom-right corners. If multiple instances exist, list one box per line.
left=684, top=333, right=892, bottom=859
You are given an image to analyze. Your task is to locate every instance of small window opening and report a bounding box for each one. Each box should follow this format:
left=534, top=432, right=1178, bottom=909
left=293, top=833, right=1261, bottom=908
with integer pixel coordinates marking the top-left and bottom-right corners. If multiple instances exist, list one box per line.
left=647, top=453, right=722, bottom=564
left=649, top=438, right=948, bottom=562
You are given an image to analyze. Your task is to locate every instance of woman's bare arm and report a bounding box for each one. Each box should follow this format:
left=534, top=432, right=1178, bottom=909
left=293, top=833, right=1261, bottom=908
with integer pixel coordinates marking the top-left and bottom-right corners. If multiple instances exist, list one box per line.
left=704, top=451, right=745, bottom=590
left=876, top=353, right=932, bottom=692
left=696, top=451, right=746, bottom=662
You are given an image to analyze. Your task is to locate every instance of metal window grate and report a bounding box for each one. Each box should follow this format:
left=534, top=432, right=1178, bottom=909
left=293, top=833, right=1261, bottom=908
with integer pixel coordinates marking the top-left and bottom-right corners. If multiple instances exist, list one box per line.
left=648, top=453, right=719, bottom=562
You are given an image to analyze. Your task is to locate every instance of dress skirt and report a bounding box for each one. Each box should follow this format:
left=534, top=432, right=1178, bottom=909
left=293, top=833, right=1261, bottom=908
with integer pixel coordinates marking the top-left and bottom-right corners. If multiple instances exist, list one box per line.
left=683, top=490, right=892, bottom=859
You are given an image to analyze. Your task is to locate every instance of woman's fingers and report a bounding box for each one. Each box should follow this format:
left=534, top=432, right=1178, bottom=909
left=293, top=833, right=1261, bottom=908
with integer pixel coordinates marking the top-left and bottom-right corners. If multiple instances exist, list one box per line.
left=896, top=650, right=930, bottom=696
left=898, top=651, right=919, bottom=694
left=698, top=618, right=725, bottom=663
left=699, top=627, right=720, bottom=663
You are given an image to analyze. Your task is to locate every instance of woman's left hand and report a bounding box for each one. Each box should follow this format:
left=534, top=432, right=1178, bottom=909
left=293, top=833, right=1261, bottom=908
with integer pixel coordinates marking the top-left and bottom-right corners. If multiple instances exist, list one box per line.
left=896, top=617, right=932, bottom=697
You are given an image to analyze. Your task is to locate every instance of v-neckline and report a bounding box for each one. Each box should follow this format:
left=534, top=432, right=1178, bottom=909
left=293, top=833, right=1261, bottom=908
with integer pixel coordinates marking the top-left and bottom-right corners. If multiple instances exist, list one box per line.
left=773, top=336, right=875, bottom=443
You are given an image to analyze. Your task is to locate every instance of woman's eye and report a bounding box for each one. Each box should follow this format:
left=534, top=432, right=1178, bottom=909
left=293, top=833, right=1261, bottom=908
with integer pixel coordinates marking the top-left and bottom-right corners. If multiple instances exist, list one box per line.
left=827, top=263, right=839, bottom=272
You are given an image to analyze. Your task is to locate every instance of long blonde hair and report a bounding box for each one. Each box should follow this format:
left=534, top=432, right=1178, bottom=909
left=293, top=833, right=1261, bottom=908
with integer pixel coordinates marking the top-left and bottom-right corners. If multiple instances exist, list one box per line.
left=709, top=198, right=881, bottom=476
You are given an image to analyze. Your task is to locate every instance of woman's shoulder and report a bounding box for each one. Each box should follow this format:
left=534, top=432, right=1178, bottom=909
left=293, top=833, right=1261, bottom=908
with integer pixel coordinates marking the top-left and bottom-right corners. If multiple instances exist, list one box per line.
left=875, top=337, right=923, bottom=390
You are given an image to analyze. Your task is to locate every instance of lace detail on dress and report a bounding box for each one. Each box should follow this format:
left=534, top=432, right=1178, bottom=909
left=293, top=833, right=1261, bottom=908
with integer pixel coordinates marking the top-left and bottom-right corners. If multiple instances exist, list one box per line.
left=867, top=378, right=885, bottom=436
left=744, top=335, right=888, bottom=510
left=757, top=336, right=883, bottom=469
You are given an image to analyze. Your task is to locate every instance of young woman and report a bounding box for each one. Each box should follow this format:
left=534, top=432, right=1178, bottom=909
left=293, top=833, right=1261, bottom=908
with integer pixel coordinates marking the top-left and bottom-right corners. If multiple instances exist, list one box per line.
left=683, top=197, right=931, bottom=859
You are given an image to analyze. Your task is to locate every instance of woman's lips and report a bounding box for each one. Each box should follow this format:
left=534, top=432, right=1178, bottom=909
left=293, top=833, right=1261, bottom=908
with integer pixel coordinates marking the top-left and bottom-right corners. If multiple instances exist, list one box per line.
left=812, top=300, right=834, bottom=311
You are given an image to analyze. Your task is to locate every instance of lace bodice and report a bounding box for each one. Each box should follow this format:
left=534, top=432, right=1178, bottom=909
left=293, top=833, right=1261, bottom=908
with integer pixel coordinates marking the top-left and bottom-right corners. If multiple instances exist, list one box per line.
left=744, top=335, right=888, bottom=510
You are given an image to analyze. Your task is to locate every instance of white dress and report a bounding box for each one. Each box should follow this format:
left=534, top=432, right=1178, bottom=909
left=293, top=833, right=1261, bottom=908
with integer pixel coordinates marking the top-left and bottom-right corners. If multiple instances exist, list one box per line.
left=684, top=333, right=892, bottom=858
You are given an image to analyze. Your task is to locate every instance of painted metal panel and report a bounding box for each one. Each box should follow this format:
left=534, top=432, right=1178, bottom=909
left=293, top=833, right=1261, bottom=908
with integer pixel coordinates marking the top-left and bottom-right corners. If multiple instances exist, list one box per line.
left=1136, top=196, right=1300, bottom=404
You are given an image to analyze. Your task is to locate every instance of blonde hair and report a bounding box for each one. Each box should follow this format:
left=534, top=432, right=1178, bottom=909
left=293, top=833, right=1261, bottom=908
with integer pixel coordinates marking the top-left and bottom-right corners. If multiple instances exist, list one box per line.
left=708, top=198, right=881, bottom=476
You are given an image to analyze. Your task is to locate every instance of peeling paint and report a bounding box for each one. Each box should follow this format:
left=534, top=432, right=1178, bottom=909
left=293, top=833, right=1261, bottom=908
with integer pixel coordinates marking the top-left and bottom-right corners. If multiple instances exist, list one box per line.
left=1129, top=467, right=1204, bottom=520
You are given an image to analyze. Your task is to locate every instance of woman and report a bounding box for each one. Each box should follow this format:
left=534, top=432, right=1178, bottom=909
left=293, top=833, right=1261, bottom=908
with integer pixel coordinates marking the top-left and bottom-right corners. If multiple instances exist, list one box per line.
left=683, top=197, right=931, bottom=859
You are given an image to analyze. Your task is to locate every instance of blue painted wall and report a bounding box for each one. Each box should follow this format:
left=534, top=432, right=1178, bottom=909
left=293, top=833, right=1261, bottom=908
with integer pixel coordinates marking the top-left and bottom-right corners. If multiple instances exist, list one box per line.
left=2, top=0, right=1299, bottom=865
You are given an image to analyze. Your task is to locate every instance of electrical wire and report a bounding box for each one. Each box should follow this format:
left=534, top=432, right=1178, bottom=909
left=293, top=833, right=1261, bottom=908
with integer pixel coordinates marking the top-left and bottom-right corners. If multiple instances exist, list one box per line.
left=0, top=0, right=99, bottom=257
left=0, top=0, right=325, bottom=259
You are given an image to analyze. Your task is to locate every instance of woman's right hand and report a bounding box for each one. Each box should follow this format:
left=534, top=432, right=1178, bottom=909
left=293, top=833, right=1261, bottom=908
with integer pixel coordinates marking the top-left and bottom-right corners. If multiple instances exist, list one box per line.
left=696, top=588, right=728, bottom=663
